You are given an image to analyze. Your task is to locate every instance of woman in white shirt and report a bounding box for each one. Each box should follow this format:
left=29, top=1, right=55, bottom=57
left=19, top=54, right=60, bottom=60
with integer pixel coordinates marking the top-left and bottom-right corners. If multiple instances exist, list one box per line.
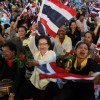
left=18, top=35, right=58, bottom=100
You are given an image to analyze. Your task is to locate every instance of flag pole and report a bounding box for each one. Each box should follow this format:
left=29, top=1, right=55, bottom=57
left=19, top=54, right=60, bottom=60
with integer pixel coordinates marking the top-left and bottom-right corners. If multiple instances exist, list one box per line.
left=37, top=0, right=46, bottom=22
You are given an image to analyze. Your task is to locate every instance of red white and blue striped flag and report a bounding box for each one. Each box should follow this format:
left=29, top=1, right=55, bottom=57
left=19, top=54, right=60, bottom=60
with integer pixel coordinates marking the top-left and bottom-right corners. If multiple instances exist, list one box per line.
left=38, top=62, right=96, bottom=81
left=38, top=0, right=77, bottom=37
left=91, top=5, right=100, bottom=17
left=1, top=2, right=11, bottom=20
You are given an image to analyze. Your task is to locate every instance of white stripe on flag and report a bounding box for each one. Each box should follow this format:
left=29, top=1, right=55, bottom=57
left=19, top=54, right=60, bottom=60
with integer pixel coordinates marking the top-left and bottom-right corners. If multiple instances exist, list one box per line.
left=38, top=0, right=77, bottom=37
left=45, top=0, right=73, bottom=20
left=41, top=14, right=58, bottom=33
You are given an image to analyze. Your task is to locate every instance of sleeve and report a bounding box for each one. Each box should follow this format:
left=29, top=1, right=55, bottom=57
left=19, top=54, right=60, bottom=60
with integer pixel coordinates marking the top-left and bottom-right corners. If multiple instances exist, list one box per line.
left=28, top=35, right=38, bottom=56
left=90, top=60, right=100, bottom=77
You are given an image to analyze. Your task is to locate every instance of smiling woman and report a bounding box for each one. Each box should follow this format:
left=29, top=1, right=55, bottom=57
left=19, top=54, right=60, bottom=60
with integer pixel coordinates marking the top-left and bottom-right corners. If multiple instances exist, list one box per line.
left=18, top=34, right=57, bottom=100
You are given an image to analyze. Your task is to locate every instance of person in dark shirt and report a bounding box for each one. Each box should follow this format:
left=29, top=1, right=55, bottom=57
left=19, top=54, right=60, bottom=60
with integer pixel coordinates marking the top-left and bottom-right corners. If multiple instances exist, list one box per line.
left=66, top=21, right=81, bottom=48
left=0, top=42, right=25, bottom=99
left=53, top=42, right=100, bottom=100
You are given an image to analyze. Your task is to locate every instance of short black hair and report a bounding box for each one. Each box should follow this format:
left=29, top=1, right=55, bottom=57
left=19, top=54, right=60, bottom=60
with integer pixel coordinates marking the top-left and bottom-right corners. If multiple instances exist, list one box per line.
left=36, top=35, right=51, bottom=49
left=18, top=26, right=27, bottom=32
left=75, top=41, right=90, bottom=50
left=3, top=42, right=17, bottom=55
left=84, top=31, right=95, bottom=40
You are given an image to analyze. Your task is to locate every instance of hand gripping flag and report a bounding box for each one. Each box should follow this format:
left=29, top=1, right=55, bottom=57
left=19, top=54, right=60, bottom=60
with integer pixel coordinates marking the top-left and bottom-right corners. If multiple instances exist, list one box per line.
left=38, top=62, right=96, bottom=81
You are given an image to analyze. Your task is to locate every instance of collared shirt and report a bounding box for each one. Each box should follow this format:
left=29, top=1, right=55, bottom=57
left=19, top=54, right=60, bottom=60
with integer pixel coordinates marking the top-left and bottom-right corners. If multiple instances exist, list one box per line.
left=54, top=35, right=72, bottom=56
left=28, top=35, right=56, bottom=90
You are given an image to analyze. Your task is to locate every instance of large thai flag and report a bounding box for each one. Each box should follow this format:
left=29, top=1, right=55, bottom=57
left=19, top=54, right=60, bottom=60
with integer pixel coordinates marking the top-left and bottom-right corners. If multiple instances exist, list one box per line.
left=91, top=5, right=100, bottom=17
left=38, top=62, right=96, bottom=81
left=38, top=0, right=77, bottom=37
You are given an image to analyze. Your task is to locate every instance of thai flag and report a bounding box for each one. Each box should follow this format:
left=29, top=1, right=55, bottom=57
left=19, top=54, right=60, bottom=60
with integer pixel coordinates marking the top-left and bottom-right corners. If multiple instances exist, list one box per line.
left=2, top=4, right=11, bottom=20
left=20, top=2, right=37, bottom=17
left=20, top=3, right=32, bottom=17
left=63, top=0, right=68, bottom=5
left=37, top=21, right=47, bottom=35
left=38, top=62, right=95, bottom=81
left=38, top=0, right=77, bottom=37
left=91, top=5, right=100, bottom=17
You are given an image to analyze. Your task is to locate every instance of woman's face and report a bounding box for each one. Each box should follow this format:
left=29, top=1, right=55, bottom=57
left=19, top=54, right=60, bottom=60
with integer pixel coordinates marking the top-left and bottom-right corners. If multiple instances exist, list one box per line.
left=84, top=32, right=92, bottom=44
left=75, top=43, right=89, bottom=59
left=18, top=27, right=26, bottom=38
left=86, top=12, right=90, bottom=17
left=70, top=22, right=76, bottom=30
left=2, top=46, right=15, bottom=60
left=38, top=39, right=49, bottom=55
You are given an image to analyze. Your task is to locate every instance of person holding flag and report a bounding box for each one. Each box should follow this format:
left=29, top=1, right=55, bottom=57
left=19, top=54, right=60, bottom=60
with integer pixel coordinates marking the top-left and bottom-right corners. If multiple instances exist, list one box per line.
left=53, top=41, right=100, bottom=100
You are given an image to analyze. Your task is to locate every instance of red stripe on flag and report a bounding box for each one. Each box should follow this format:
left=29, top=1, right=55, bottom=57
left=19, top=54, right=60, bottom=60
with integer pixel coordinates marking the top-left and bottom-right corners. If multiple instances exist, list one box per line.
left=49, top=62, right=67, bottom=73
left=40, top=18, right=56, bottom=37
left=94, top=5, right=100, bottom=9
left=39, top=73, right=94, bottom=80
left=2, top=10, right=10, bottom=18
left=39, top=62, right=94, bottom=80
left=91, top=13, right=99, bottom=17
left=49, top=0, right=77, bottom=17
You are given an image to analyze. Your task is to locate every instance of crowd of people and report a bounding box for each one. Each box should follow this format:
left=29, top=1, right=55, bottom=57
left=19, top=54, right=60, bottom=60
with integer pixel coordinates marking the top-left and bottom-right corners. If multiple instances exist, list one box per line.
left=0, top=0, right=100, bottom=100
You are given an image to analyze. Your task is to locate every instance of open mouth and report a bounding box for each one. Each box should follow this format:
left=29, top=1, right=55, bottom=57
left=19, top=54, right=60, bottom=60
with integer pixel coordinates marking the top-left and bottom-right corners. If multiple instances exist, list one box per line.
left=80, top=52, right=85, bottom=56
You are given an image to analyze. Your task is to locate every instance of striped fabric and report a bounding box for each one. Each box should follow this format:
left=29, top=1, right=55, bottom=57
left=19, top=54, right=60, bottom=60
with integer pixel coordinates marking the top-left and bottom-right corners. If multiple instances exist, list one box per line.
left=38, top=0, right=77, bottom=37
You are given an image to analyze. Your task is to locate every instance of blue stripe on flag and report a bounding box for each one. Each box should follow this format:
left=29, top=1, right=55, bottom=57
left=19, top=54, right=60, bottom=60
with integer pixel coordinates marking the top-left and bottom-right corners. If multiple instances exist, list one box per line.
left=42, top=5, right=67, bottom=27
left=37, top=64, right=50, bottom=73
left=93, top=8, right=100, bottom=13
left=38, top=21, right=46, bottom=35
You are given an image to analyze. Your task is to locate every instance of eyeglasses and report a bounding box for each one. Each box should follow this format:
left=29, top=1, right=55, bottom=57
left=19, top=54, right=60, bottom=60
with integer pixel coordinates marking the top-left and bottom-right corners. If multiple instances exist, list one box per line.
left=38, top=43, right=48, bottom=46
left=2, top=50, right=12, bottom=54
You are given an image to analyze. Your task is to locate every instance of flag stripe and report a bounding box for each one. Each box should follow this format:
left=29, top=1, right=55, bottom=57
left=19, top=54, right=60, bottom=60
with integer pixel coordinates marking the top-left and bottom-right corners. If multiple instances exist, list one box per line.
left=42, top=4, right=67, bottom=27
left=91, top=5, right=100, bottom=17
left=45, top=0, right=76, bottom=20
left=49, top=62, right=67, bottom=73
left=2, top=10, right=10, bottom=18
left=38, top=0, right=77, bottom=37
left=92, top=8, right=100, bottom=13
left=40, top=73, right=94, bottom=80
left=38, top=21, right=47, bottom=35
left=40, top=14, right=58, bottom=33
left=40, top=18, right=57, bottom=37
left=39, top=62, right=95, bottom=81
left=49, top=0, right=77, bottom=17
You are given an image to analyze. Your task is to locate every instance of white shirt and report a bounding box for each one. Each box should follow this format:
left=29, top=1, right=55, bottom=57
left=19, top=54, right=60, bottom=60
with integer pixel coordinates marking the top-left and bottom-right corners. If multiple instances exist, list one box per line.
left=28, top=35, right=56, bottom=90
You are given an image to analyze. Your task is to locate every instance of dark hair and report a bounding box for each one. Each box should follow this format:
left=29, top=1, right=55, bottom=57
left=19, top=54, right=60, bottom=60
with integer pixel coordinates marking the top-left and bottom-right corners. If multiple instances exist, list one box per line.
left=79, top=14, right=85, bottom=18
left=69, top=20, right=77, bottom=30
left=36, top=35, right=51, bottom=49
left=3, top=42, right=17, bottom=55
left=84, top=31, right=95, bottom=40
left=18, top=26, right=27, bottom=32
left=75, top=41, right=90, bottom=50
